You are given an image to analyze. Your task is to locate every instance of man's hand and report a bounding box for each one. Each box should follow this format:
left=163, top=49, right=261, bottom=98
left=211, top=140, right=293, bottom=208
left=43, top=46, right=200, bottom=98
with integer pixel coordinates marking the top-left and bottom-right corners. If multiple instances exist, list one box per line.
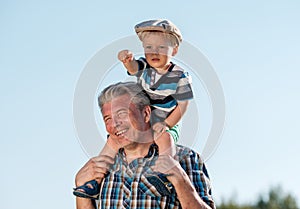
left=75, top=155, right=115, bottom=187
left=151, top=154, right=180, bottom=178
left=152, top=155, right=213, bottom=209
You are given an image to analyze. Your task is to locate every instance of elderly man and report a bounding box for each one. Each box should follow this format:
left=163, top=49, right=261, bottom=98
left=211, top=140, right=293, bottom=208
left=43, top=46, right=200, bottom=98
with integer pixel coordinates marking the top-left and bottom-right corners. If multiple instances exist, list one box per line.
left=74, top=82, right=215, bottom=209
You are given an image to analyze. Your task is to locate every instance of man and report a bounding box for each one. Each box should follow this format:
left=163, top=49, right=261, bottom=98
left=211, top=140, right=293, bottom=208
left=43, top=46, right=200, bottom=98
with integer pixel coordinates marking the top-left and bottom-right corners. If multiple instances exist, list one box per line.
left=75, top=82, right=215, bottom=209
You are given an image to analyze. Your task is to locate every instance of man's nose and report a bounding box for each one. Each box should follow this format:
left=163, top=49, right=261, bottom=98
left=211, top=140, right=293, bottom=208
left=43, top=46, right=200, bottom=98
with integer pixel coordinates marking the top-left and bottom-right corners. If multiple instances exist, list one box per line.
left=112, top=115, right=122, bottom=127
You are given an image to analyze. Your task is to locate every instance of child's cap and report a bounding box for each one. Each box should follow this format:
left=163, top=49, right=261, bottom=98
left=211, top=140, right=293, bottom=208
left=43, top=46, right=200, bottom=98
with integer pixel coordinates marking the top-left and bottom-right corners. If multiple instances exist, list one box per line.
left=135, top=19, right=182, bottom=45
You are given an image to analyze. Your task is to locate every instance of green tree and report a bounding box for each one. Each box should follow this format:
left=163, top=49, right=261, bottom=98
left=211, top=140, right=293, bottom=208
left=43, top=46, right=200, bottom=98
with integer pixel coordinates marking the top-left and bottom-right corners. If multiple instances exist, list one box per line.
left=217, top=185, right=299, bottom=209
left=254, top=185, right=298, bottom=209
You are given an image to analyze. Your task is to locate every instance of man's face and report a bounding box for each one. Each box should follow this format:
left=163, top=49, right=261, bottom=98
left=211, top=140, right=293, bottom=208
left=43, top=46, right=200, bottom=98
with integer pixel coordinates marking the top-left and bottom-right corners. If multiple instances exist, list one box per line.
left=101, top=94, right=150, bottom=148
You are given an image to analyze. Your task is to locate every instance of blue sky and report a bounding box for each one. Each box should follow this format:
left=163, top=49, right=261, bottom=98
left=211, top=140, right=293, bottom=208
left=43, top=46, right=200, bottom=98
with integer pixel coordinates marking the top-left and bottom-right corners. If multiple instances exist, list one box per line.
left=1, top=1, right=300, bottom=208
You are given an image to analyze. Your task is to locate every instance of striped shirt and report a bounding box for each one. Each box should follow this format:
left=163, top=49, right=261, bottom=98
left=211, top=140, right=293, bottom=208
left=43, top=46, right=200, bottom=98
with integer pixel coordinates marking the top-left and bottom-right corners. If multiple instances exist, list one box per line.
left=97, top=144, right=215, bottom=209
left=131, top=58, right=193, bottom=122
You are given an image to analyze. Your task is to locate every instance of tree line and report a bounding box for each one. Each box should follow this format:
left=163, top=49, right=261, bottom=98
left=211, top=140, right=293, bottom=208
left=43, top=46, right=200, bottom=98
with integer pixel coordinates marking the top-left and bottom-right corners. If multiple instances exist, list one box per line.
left=217, top=186, right=299, bottom=209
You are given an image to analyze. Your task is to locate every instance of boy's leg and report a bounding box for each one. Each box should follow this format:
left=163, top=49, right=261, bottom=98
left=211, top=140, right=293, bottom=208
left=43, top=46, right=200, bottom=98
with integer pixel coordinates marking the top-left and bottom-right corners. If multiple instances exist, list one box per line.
left=91, top=136, right=119, bottom=185
left=154, top=132, right=176, bottom=157
left=73, top=136, right=119, bottom=199
left=153, top=124, right=180, bottom=157
left=99, top=135, right=119, bottom=157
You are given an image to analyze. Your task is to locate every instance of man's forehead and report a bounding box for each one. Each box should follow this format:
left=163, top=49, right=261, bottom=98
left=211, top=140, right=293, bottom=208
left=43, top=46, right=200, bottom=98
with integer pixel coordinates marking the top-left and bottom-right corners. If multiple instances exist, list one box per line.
left=102, top=94, right=134, bottom=111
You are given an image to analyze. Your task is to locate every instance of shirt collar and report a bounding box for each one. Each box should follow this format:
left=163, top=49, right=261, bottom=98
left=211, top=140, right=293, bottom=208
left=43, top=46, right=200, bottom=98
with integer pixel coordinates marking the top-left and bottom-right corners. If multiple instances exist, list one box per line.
left=118, top=143, right=158, bottom=161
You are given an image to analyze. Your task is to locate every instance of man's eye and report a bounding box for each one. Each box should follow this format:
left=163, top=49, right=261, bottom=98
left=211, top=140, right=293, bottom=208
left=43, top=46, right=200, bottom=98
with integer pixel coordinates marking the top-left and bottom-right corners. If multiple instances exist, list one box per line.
left=145, top=46, right=152, bottom=49
left=159, top=45, right=166, bottom=49
left=118, top=111, right=128, bottom=118
left=104, top=117, right=111, bottom=123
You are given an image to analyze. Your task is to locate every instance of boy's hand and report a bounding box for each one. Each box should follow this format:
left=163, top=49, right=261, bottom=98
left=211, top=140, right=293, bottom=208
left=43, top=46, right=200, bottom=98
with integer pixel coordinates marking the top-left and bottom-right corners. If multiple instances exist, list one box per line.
left=118, top=50, right=133, bottom=64
left=153, top=122, right=169, bottom=133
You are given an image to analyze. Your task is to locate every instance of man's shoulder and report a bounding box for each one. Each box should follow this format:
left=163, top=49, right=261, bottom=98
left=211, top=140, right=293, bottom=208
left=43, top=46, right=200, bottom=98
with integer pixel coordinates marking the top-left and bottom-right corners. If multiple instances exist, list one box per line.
left=174, top=144, right=203, bottom=164
left=175, top=144, right=195, bottom=153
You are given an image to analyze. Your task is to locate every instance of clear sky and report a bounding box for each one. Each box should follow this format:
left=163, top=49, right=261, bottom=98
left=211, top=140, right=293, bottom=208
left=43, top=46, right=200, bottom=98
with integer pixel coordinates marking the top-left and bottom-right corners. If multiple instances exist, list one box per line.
left=1, top=1, right=299, bottom=208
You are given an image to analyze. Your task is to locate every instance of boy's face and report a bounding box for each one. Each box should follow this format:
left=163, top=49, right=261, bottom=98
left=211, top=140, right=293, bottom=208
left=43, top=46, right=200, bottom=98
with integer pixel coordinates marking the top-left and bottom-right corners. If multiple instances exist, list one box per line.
left=142, top=33, right=178, bottom=71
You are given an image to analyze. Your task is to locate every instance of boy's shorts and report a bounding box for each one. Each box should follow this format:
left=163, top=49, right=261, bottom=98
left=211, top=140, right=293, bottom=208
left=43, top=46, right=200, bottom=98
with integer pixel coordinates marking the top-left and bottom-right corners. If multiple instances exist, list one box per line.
left=166, top=124, right=180, bottom=143
left=150, top=111, right=181, bottom=143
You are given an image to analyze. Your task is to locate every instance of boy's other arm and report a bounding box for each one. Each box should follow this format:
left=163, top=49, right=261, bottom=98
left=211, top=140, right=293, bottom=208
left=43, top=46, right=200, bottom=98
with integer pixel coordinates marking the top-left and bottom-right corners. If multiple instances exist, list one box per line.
left=117, top=49, right=139, bottom=74
left=164, top=100, right=189, bottom=128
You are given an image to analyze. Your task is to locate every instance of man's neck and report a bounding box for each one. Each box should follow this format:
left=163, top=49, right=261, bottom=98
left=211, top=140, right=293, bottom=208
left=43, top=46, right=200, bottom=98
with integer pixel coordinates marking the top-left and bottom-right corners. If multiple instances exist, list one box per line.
left=123, top=141, right=153, bottom=163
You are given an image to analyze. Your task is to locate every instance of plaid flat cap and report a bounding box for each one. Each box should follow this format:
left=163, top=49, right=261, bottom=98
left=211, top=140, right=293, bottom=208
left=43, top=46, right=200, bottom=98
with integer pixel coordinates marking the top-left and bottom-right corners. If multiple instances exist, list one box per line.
left=135, top=19, right=182, bottom=44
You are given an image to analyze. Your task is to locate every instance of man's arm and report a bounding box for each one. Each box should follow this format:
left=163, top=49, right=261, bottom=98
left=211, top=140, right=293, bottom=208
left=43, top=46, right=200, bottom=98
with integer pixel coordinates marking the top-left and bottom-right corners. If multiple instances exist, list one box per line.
left=152, top=154, right=215, bottom=209
left=76, top=197, right=96, bottom=209
left=168, top=166, right=213, bottom=209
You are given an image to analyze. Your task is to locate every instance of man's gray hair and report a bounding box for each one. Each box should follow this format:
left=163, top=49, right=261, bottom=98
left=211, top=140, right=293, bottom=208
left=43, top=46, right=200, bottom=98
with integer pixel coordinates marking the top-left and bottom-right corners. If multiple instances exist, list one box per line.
left=98, top=82, right=150, bottom=111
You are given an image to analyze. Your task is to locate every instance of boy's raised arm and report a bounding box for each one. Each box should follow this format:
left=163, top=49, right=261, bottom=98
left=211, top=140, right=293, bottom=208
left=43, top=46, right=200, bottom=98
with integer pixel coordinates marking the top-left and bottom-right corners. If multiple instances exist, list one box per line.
left=118, top=49, right=139, bottom=75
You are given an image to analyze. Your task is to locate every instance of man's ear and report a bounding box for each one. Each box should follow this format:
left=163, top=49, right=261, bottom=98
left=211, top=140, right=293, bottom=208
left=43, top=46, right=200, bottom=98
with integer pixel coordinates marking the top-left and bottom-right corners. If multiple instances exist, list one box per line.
left=172, top=45, right=179, bottom=56
left=143, top=106, right=152, bottom=123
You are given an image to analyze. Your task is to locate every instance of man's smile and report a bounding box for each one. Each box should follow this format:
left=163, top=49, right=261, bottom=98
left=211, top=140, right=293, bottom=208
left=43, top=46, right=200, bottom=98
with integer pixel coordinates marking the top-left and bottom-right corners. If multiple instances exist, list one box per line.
left=115, top=128, right=128, bottom=137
